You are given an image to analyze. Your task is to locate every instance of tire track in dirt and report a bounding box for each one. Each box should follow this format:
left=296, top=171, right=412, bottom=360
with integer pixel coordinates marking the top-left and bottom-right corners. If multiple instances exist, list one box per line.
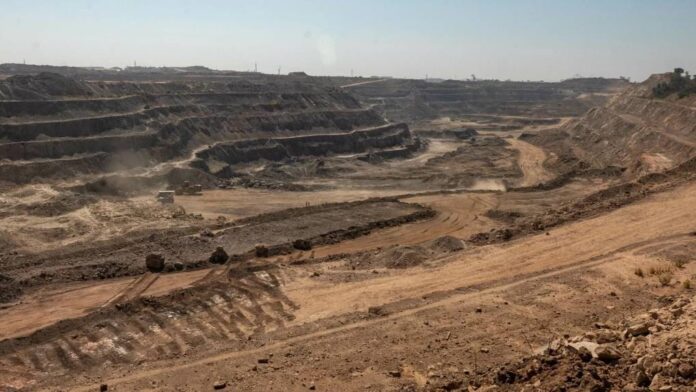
left=101, top=273, right=160, bottom=307
left=310, top=193, right=499, bottom=258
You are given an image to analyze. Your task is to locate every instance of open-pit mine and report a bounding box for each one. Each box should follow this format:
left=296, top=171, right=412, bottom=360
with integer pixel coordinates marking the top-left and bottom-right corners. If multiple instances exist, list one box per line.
left=0, top=63, right=695, bottom=392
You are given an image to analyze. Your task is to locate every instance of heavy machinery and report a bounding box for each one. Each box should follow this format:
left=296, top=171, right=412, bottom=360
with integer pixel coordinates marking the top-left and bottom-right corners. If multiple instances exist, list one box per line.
left=174, top=181, right=203, bottom=195
left=156, top=190, right=175, bottom=204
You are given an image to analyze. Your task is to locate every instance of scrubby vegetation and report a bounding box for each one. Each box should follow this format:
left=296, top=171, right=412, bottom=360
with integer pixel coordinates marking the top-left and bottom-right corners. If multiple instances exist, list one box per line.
left=652, top=68, right=696, bottom=98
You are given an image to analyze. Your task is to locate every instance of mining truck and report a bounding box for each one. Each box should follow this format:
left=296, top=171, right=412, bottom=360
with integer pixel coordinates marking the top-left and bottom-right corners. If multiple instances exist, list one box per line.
left=174, top=181, right=203, bottom=195
left=156, top=190, right=175, bottom=204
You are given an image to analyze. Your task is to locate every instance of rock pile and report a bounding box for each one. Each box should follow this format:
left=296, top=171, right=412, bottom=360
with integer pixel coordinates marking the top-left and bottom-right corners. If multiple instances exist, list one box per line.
left=469, top=295, right=696, bottom=391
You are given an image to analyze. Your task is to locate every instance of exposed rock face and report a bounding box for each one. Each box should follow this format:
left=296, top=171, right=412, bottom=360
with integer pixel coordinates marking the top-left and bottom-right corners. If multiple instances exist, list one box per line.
left=0, top=72, right=388, bottom=185
left=345, top=77, right=629, bottom=122
left=191, top=123, right=421, bottom=175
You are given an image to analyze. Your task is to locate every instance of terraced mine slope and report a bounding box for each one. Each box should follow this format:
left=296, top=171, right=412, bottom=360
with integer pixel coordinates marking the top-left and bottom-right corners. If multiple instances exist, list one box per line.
left=343, top=77, right=629, bottom=122
left=0, top=71, right=394, bottom=185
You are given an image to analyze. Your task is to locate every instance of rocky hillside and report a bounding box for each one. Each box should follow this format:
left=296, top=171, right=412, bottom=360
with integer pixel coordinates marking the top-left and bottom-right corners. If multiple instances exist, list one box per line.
left=524, top=73, right=696, bottom=176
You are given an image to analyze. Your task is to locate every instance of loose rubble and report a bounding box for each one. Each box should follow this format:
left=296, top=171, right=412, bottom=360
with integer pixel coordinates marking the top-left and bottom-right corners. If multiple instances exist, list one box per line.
left=407, top=294, right=696, bottom=391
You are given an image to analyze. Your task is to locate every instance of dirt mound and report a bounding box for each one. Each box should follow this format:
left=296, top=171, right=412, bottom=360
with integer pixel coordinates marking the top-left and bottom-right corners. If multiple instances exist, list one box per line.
left=384, top=246, right=429, bottom=269
left=484, top=209, right=524, bottom=223
left=345, top=235, right=464, bottom=270
left=427, top=235, right=466, bottom=253
left=344, top=245, right=427, bottom=270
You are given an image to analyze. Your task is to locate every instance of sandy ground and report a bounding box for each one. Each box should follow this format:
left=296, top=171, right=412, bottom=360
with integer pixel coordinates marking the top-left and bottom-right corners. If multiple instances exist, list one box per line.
left=0, top=187, right=193, bottom=253
left=173, top=188, right=409, bottom=220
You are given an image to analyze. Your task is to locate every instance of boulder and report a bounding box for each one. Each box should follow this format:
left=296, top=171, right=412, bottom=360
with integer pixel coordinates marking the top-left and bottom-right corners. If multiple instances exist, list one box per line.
left=626, top=322, right=651, bottom=337
left=209, top=246, right=229, bottom=264
left=429, top=235, right=465, bottom=252
left=567, top=341, right=599, bottom=358
left=255, top=244, right=269, bottom=258
left=637, top=355, right=661, bottom=376
left=634, top=369, right=650, bottom=387
left=293, top=239, right=312, bottom=251
left=595, top=345, right=621, bottom=362
left=145, top=254, right=165, bottom=272
left=649, top=374, right=669, bottom=391
left=595, top=330, right=620, bottom=343
left=677, top=362, right=695, bottom=379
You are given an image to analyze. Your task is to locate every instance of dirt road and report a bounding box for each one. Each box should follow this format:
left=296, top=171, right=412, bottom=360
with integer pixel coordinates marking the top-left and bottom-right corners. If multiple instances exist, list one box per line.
left=310, top=192, right=498, bottom=258
left=340, top=79, right=389, bottom=89
left=506, top=138, right=553, bottom=186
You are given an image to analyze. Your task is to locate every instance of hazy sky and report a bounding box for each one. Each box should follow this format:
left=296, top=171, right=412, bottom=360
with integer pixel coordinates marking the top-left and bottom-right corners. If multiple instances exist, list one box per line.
left=1, top=0, right=695, bottom=81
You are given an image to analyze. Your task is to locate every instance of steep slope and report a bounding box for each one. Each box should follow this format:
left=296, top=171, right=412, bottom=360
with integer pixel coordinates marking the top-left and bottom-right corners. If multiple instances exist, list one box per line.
left=524, top=73, right=696, bottom=176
